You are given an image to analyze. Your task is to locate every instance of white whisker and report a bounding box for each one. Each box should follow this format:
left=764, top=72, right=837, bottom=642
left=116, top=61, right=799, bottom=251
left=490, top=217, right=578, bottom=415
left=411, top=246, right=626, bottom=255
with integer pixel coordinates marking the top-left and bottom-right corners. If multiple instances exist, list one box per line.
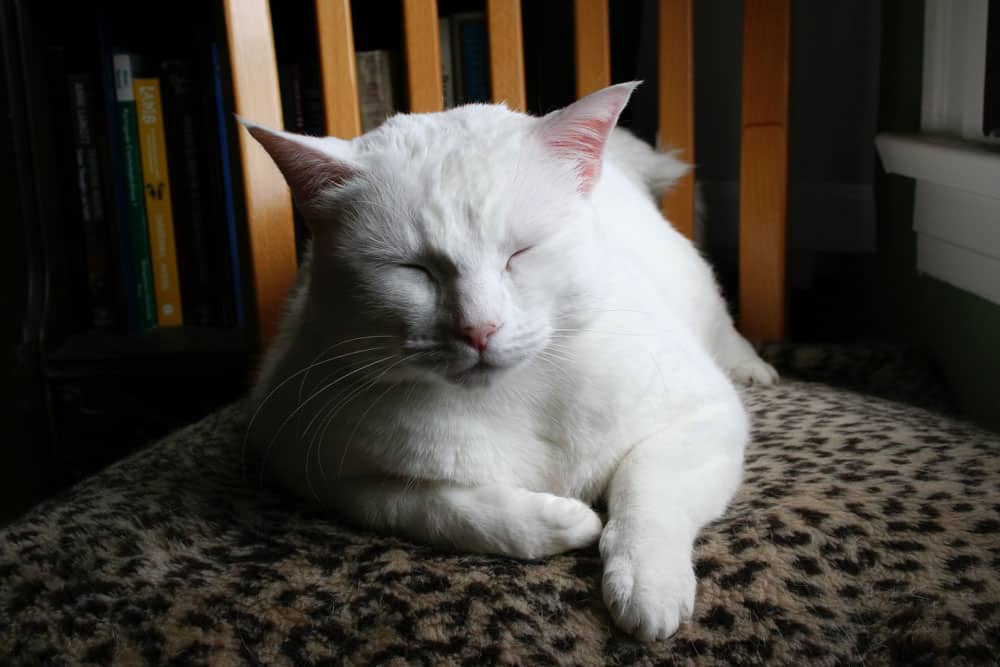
left=257, top=355, right=397, bottom=479
left=296, top=354, right=385, bottom=445
left=535, top=352, right=575, bottom=382
left=544, top=341, right=578, bottom=358
left=538, top=349, right=575, bottom=365
left=297, top=335, right=398, bottom=403
left=553, top=307, right=649, bottom=319
left=551, top=328, right=655, bottom=337
left=316, top=352, right=426, bottom=486
left=333, top=382, right=400, bottom=480
left=242, top=341, right=393, bottom=480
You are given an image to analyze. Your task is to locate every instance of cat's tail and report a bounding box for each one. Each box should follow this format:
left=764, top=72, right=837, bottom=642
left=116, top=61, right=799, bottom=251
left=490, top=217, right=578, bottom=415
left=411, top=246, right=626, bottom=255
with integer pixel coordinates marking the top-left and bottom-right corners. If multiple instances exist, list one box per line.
left=606, top=127, right=689, bottom=199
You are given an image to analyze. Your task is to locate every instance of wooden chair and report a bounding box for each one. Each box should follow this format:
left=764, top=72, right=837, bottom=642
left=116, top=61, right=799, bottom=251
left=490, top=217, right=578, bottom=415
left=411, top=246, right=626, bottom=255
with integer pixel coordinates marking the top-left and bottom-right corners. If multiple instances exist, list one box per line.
left=9, top=6, right=1000, bottom=662
left=221, top=0, right=789, bottom=349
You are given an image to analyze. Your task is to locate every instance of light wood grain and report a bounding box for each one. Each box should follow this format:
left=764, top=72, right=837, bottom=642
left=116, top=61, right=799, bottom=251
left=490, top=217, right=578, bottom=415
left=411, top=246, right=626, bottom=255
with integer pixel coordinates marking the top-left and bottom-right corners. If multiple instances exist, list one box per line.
left=738, top=0, right=789, bottom=341
left=316, top=0, right=361, bottom=138
left=573, top=0, right=611, bottom=97
left=402, top=0, right=443, bottom=112
left=486, top=0, right=526, bottom=111
left=657, top=0, right=696, bottom=240
left=222, top=0, right=297, bottom=350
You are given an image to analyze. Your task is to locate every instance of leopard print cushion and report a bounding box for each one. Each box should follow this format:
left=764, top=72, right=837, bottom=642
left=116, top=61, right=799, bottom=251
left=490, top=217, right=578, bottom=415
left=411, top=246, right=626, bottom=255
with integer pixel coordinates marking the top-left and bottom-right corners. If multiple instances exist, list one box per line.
left=2, top=380, right=999, bottom=665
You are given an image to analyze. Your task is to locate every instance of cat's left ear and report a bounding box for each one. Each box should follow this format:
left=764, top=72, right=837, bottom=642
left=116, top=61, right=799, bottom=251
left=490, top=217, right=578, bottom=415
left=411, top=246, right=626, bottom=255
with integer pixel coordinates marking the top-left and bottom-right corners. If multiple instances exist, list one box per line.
left=538, top=81, right=638, bottom=196
left=238, top=117, right=358, bottom=220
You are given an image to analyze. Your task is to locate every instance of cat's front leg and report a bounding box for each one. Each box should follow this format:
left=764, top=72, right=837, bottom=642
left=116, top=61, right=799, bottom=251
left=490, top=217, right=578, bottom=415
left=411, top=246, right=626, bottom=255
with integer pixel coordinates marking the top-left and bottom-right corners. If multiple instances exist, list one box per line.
left=600, top=402, right=747, bottom=641
left=710, top=321, right=779, bottom=386
left=329, top=479, right=603, bottom=560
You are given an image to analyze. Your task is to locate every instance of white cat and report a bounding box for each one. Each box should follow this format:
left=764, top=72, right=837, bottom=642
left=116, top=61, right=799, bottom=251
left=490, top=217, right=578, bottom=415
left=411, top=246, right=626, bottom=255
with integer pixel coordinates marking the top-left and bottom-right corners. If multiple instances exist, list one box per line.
left=243, top=82, right=777, bottom=641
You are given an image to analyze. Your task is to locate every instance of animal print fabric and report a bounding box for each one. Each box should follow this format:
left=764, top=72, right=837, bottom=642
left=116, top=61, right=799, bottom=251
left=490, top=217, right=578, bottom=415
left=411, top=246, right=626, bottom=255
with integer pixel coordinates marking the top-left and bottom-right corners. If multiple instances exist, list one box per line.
left=2, top=380, right=999, bottom=665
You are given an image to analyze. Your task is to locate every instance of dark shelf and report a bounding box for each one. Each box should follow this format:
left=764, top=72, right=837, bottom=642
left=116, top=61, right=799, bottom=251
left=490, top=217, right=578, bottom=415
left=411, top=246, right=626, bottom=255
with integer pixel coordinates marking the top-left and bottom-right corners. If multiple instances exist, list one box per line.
left=45, top=326, right=254, bottom=377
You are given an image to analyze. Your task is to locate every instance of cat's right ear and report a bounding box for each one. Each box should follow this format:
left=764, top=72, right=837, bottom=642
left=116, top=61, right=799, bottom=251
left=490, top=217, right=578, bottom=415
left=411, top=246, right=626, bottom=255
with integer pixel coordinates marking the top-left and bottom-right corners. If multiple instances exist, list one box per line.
left=238, top=117, right=357, bottom=220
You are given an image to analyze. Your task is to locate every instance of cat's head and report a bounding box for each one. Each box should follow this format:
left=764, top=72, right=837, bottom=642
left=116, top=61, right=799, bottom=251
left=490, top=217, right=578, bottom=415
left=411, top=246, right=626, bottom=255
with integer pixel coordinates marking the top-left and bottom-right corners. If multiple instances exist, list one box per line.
left=244, top=83, right=637, bottom=387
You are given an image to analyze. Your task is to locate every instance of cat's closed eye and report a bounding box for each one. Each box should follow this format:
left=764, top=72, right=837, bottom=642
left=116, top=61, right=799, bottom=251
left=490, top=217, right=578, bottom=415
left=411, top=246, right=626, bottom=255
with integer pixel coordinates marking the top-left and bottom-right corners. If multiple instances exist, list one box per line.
left=506, top=247, right=534, bottom=272
left=401, top=264, right=435, bottom=281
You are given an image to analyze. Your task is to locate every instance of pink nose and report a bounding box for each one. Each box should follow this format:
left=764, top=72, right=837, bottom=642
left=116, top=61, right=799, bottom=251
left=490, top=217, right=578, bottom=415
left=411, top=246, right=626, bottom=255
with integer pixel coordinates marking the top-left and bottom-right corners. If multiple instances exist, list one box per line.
left=461, top=323, right=498, bottom=351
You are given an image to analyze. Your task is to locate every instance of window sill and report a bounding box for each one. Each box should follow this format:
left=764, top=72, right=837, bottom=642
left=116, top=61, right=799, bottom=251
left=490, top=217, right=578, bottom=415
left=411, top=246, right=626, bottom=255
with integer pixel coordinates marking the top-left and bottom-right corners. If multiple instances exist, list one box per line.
left=875, top=133, right=1000, bottom=306
left=875, top=133, right=1000, bottom=197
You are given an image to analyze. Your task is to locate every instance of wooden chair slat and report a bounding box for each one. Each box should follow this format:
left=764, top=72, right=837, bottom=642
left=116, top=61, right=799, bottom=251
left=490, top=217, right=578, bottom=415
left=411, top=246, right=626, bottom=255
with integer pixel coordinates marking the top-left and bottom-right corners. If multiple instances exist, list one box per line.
left=486, top=0, right=526, bottom=111
left=573, top=0, right=611, bottom=97
left=316, top=0, right=362, bottom=138
left=738, top=0, right=789, bottom=341
left=402, top=0, right=444, bottom=112
left=222, top=0, right=297, bottom=349
left=657, top=0, right=696, bottom=241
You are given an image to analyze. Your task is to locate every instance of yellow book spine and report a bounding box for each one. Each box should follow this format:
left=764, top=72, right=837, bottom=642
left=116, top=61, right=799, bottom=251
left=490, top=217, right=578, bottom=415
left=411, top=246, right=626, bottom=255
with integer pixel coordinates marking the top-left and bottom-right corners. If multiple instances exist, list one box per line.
left=134, top=77, right=183, bottom=326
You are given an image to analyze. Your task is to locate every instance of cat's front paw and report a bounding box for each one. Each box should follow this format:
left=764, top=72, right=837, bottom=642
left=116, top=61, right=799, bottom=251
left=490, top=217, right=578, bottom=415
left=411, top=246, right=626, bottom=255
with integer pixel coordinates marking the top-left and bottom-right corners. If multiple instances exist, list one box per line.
left=517, top=493, right=603, bottom=559
left=600, top=522, right=696, bottom=641
left=475, top=489, right=603, bottom=560
left=728, top=358, right=779, bottom=386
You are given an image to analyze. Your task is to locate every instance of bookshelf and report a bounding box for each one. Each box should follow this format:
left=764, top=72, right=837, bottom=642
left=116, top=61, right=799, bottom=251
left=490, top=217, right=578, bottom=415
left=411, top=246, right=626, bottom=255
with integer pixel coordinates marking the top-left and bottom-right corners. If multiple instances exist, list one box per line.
left=2, top=0, right=270, bottom=497
left=2, top=0, right=669, bottom=513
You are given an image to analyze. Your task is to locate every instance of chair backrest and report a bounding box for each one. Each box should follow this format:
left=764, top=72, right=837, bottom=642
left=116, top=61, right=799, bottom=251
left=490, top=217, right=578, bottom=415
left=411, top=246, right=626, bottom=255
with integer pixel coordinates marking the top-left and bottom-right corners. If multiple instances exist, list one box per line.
left=222, top=0, right=789, bottom=349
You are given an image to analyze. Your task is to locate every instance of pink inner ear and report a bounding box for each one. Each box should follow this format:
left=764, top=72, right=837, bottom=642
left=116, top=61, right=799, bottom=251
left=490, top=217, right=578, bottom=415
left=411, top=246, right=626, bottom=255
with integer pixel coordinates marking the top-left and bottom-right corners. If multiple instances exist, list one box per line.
left=247, top=125, right=354, bottom=209
left=544, top=117, right=610, bottom=192
left=540, top=82, right=637, bottom=195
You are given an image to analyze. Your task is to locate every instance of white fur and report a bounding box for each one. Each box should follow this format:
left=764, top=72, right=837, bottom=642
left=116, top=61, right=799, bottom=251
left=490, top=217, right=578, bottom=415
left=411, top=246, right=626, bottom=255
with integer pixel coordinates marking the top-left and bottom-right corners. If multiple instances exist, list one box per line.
left=244, top=83, right=777, bottom=642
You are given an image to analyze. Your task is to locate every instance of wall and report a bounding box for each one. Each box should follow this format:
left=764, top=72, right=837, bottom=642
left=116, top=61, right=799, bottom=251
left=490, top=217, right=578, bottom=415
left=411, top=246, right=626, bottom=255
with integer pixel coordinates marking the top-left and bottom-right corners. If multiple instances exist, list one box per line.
left=874, top=0, right=1000, bottom=431
left=690, top=0, right=882, bottom=309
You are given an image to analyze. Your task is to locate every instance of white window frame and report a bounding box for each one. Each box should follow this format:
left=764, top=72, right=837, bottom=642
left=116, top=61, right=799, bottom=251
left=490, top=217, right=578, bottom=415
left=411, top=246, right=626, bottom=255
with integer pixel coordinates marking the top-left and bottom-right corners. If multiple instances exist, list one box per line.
left=876, top=0, right=1000, bottom=306
left=922, top=0, right=992, bottom=139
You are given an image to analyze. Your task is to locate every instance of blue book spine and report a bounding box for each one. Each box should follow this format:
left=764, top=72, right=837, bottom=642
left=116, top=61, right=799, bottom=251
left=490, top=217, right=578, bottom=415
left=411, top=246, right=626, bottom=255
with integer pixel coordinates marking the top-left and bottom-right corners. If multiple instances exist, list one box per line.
left=211, top=42, right=244, bottom=328
left=96, top=14, right=137, bottom=330
left=461, top=21, right=489, bottom=103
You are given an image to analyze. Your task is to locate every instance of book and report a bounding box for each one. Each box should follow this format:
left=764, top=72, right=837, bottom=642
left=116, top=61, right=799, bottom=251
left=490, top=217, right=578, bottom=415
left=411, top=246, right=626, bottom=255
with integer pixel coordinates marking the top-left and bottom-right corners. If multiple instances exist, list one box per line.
left=439, top=17, right=456, bottom=108
left=277, top=63, right=312, bottom=256
left=112, top=53, right=157, bottom=329
left=452, top=13, right=490, bottom=104
left=279, top=63, right=306, bottom=134
left=134, top=77, right=184, bottom=326
left=67, top=73, right=116, bottom=329
left=355, top=50, right=396, bottom=133
left=95, top=15, right=139, bottom=331
left=211, top=42, right=245, bottom=328
left=96, top=15, right=138, bottom=330
left=161, top=59, right=221, bottom=326
left=278, top=61, right=323, bottom=136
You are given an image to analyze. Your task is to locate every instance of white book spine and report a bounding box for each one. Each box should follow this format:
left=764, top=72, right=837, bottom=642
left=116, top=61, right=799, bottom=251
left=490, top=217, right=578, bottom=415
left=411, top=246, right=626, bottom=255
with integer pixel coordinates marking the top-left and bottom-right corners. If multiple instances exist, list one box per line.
left=356, top=50, right=396, bottom=133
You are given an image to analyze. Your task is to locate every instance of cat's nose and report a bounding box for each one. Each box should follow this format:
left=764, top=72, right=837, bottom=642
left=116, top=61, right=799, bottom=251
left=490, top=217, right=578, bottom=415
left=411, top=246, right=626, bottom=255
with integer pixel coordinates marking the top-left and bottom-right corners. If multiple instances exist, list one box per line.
left=460, top=322, right=498, bottom=352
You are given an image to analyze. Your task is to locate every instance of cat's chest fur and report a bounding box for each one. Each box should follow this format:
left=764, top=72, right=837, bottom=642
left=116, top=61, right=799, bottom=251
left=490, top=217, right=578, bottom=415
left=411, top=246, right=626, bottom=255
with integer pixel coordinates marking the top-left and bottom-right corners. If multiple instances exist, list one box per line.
left=269, top=323, right=675, bottom=504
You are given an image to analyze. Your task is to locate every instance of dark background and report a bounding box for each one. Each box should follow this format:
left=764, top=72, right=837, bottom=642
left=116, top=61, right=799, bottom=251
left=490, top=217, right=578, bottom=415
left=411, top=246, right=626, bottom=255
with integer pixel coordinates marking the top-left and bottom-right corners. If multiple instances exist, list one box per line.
left=2, top=0, right=998, bottom=525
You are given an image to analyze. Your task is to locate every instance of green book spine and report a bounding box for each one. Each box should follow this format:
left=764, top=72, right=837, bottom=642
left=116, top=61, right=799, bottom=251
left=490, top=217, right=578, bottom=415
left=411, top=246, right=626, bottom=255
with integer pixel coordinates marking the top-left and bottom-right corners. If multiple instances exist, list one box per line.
left=113, top=53, right=156, bottom=329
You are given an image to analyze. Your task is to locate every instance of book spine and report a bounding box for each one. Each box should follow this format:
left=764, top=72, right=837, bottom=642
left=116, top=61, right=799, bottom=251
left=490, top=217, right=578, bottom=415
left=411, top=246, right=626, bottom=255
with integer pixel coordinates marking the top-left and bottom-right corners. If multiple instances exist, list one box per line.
left=161, top=60, right=220, bottom=326
left=439, top=17, right=455, bottom=108
left=459, top=16, right=490, bottom=103
left=134, top=77, right=184, bottom=326
left=279, top=64, right=306, bottom=134
left=450, top=17, right=466, bottom=103
left=67, top=73, right=116, bottom=329
left=96, top=17, right=137, bottom=330
left=211, top=42, right=245, bottom=328
left=113, top=53, right=157, bottom=329
left=356, top=51, right=396, bottom=133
